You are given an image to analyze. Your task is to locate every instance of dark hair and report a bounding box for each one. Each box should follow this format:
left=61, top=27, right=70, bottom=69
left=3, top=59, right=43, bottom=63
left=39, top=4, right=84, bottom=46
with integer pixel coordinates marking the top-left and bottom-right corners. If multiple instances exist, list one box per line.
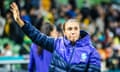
left=40, top=23, right=55, bottom=36
left=35, top=17, right=44, bottom=30
left=37, top=23, right=55, bottom=54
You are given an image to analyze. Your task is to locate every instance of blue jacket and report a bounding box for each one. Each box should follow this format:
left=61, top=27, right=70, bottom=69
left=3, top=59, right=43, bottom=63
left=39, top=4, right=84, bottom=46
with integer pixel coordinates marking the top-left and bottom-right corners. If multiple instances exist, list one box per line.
left=22, top=21, right=101, bottom=72
left=28, top=43, right=52, bottom=72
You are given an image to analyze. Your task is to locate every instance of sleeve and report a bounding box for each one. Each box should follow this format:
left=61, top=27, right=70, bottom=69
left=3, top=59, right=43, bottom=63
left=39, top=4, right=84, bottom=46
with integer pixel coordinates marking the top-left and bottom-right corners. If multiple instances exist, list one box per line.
left=87, top=47, right=101, bottom=72
left=21, top=20, right=55, bottom=52
left=28, top=44, right=35, bottom=72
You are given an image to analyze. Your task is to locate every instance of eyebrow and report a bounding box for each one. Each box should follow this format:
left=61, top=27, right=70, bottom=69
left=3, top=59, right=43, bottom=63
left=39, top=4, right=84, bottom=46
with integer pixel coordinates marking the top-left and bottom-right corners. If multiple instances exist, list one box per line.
left=67, top=26, right=78, bottom=29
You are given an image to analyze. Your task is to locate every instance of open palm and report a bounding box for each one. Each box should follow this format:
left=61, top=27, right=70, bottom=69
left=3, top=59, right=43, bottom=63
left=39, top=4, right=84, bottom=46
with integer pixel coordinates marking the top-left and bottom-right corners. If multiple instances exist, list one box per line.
left=10, top=2, right=20, bottom=21
left=10, top=2, right=24, bottom=27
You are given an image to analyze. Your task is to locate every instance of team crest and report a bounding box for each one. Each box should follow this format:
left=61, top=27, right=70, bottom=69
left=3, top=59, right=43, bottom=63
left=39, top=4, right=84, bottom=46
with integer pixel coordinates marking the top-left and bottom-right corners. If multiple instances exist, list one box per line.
left=81, top=53, right=87, bottom=61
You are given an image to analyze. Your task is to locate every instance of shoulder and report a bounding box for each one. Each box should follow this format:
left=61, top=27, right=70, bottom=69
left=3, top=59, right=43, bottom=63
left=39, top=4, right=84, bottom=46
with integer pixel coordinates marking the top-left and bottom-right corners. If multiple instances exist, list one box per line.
left=54, top=37, right=63, bottom=43
left=87, top=44, right=97, bottom=53
left=53, top=37, right=64, bottom=49
left=89, top=44, right=101, bottom=58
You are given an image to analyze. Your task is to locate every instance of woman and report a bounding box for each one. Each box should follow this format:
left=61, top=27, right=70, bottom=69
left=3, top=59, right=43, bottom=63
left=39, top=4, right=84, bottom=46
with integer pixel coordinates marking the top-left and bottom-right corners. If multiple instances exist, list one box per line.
left=28, top=23, right=59, bottom=72
left=11, top=3, right=101, bottom=72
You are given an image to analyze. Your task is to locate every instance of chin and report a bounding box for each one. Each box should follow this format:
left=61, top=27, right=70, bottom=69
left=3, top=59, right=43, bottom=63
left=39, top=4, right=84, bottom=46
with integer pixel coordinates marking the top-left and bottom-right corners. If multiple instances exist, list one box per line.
left=70, top=39, right=76, bottom=42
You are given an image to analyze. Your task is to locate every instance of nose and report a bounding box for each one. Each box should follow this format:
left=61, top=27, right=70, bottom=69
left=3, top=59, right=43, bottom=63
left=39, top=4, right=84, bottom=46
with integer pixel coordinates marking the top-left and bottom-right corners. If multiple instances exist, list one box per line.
left=71, top=33, right=75, bottom=35
left=71, top=30, right=76, bottom=35
left=71, top=29, right=76, bottom=34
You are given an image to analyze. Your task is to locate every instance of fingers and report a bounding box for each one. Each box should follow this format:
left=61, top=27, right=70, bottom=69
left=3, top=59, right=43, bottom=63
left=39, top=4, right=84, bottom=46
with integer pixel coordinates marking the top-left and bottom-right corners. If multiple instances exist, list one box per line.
left=10, top=3, right=15, bottom=13
left=13, top=2, right=18, bottom=9
left=10, top=2, right=19, bottom=15
left=10, top=2, right=18, bottom=10
left=10, top=3, right=14, bottom=9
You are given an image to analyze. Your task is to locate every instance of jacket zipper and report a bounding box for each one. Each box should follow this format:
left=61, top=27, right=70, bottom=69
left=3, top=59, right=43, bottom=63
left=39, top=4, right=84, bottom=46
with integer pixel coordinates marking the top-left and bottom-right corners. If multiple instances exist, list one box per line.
left=67, top=46, right=75, bottom=72
left=68, top=46, right=75, bottom=63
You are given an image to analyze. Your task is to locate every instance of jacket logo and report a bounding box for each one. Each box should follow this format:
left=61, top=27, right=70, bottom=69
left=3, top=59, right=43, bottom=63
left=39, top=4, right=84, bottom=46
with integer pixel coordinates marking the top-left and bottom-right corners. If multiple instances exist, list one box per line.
left=81, top=53, right=87, bottom=61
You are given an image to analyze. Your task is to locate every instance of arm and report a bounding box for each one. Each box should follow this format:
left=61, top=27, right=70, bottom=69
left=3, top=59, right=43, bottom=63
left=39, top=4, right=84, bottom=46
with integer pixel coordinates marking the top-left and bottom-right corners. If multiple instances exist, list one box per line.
left=10, top=2, right=54, bottom=52
left=87, top=47, right=101, bottom=72
left=28, top=45, right=35, bottom=72
left=21, top=20, right=54, bottom=52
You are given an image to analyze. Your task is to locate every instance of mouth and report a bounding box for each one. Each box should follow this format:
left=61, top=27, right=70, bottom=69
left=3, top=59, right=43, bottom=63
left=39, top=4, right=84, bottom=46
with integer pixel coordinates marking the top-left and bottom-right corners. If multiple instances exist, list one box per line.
left=70, top=35, right=76, bottom=38
left=70, top=37, right=76, bottom=40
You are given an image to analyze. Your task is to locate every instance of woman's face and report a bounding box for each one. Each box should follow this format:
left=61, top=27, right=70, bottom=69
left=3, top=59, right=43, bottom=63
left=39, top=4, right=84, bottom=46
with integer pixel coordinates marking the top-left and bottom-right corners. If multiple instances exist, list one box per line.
left=63, top=21, right=80, bottom=42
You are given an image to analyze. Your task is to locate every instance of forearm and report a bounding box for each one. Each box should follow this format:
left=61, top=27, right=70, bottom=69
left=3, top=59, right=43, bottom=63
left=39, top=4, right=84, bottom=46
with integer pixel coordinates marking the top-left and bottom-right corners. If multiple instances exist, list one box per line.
left=21, top=20, right=54, bottom=52
left=16, top=17, right=24, bottom=27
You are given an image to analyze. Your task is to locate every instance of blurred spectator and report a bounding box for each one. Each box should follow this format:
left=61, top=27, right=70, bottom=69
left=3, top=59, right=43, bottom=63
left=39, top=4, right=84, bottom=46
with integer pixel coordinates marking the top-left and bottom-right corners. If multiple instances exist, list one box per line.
left=96, top=5, right=105, bottom=33
left=1, top=0, right=13, bottom=17
left=40, top=0, right=51, bottom=12
left=87, top=21, right=97, bottom=35
left=0, top=0, right=5, bottom=17
left=45, top=9, right=55, bottom=24
left=69, top=0, right=76, bottom=10
left=20, top=8, right=31, bottom=22
left=3, top=11, right=12, bottom=37
left=29, top=23, right=59, bottom=72
left=3, top=11, right=24, bottom=44
left=1, top=43, right=12, bottom=56
left=97, top=43, right=107, bottom=71
left=65, top=4, right=76, bottom=19
left=113, top=35, right=120, bottom=50
left=90, top=5, right=99, bottom=21
left=29, top=7, right=37, bottom=25
left=24, top=0, right=32, bottom=12
left=30, top=0, right=40, bottom=9
left=104, top=28, right=114, bottom=48
left=115, top=21, right=120, bottom=36
left=34, top=13, right=44, bottom=30
left=19, top=35, right=32, bottom=70
left=0, top=12, right=6, bottom=37
left=14, top=0, right=25, bottom=9
left=75, top=9, right=82, bottom=22
left=106, top=46, right=120, bottom=71
left=1, top=43, right=13, bottom=71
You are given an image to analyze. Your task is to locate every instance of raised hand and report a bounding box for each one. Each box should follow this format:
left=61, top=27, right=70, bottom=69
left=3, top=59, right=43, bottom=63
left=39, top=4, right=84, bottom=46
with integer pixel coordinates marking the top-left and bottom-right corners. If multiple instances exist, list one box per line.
left=10, top=2, right=24, bottom=27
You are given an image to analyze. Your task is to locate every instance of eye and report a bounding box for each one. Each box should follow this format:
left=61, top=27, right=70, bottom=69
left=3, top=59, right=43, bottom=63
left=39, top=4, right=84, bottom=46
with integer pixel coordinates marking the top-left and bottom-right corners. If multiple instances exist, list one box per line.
left=68, top=27, right=72, bottom=31
left=74, top=27, right=78, bottom=30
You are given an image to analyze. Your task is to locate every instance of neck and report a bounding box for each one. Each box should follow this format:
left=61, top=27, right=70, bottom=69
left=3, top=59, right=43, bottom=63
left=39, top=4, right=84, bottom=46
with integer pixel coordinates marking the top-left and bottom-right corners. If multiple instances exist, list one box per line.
left=71, top=41, right=75, bottom=46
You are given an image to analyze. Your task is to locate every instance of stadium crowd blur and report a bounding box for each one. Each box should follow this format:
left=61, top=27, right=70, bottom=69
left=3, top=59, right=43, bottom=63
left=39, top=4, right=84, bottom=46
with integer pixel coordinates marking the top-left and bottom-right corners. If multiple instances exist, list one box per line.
left=0, top=0, right=120, bottom=72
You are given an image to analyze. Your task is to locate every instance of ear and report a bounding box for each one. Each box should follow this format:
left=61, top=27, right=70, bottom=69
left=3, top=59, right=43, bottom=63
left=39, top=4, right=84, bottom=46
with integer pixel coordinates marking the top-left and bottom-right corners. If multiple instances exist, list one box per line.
left=61, top=29, right=65, bottom=36
left=63, top=31, right=65, bottom=35
left=63, top=30, right=67, bottom=37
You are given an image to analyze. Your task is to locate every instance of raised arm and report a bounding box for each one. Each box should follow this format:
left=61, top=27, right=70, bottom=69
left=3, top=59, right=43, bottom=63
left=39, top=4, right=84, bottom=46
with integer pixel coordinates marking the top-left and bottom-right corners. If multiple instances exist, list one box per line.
left=10, top=2, right=54, bottom=52
left=10, top=2, right=24, bottom=27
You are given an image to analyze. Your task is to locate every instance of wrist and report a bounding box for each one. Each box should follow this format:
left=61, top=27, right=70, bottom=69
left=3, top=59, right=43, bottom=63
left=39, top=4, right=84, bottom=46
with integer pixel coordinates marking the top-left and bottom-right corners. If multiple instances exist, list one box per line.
left=16, top=17, right=24, bottom=27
